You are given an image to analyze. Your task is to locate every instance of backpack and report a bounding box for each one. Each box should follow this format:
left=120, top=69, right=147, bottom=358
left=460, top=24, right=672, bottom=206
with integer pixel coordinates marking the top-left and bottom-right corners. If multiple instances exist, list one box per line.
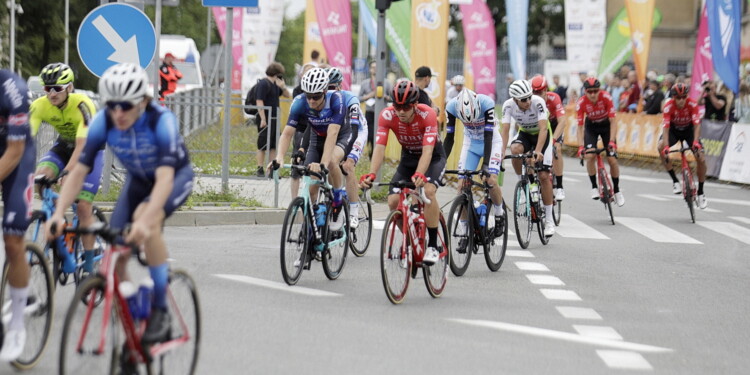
left=244, top=79, right=261, bottom=115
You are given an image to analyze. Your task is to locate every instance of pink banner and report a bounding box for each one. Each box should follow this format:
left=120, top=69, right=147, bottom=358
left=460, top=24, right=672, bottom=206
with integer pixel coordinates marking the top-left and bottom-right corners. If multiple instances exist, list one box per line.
left=460, top=0, right=497, bottom=100
left=212, top=8, right=243, bottom=91
left=314, top=0, right=352, bottom=90
left=690, top=4, right=712, bottom=101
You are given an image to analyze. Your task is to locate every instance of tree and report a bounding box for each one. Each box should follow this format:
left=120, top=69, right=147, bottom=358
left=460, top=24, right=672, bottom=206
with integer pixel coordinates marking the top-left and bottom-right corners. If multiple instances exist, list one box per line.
left=485, top=0, right=565, bottom=48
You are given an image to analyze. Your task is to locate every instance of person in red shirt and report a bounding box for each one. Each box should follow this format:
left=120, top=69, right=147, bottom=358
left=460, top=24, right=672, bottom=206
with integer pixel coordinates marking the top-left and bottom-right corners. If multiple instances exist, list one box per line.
left=360, top=80, right=447, bottom=265
left=658, top=83, right=708, bottom=209
left=158, top=52, right=182, bottom=100
left=576, top=77, right=625, bottom=206
left=531, top=75, right=567, bottom=201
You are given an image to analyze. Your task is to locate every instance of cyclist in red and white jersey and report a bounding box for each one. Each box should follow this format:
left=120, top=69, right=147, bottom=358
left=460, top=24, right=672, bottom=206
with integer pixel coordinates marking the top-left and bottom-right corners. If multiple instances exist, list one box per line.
left=359, top=80, right=446, bottom=265
left=576, top=77, right=625, bottom=206
left=658, top=83, right=708, bottom=208
left=531, top=74, right=567, bottom=201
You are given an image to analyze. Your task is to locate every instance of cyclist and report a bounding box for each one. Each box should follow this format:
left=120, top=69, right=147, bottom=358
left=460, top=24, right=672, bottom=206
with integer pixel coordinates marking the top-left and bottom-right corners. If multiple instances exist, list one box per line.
left=272, top=68, right=350, bottom=230
left=658, top=83, right=708, bottom=208
left=444, top=88, right=505, bottom=236
left=289, top=63, right=316, bottom=199
left=30, top=63, right=102, bottom=275
left=501, top=80, right=556, bottom=237
left=531, top=74, right=567, bottom=201
left=46, top=63, right=194, bottom=345
left=326, top=67, right=368, bottom=229
left=576, top=77, right=625, bottom=206
left=359, top=80, right=446, bottom=265
left=0, top=69, right=36, bottom=361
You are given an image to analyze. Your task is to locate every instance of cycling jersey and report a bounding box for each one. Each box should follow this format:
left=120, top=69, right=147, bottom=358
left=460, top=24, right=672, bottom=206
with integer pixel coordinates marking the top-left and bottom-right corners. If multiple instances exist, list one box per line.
left=544, top=92, right=565, bottom=120
left=376, top=104, right=439, bottom=154
left=339, top=90, right=368, bottom=163
left=576, top=91, right=616, bottom=126
left=29, top=93, right=96, bottom=142
left=287, top=91, right=346, bottom=137
left=445, top=94, right=497, bottom=141
left=501, top=96, right=548, bottom=134
left=662, top=98, right=700, bottom=131
left=445, top=94, right=502, bottom=175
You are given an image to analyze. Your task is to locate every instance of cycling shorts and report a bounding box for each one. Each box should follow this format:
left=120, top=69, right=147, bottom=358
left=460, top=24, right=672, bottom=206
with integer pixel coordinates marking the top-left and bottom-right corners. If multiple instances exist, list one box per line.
left=584, top=118, right=616, bottom=157
left=38, top=143, right=104, bottom=202
left=2, top=145, right=35, bottom=236
left=304, top=124, right=352, bottom=166
left=661, top=126, right=698, bottom=148
left=457, top=138, right=504, bottom=177
left=511, top=130, right=553, bottom=169
left=389, top=144, right=447, bottom=195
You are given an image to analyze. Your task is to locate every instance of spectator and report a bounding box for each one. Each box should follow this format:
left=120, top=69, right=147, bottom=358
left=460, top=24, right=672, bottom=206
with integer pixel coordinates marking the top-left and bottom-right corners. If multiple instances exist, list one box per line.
left=609, top=76, right=625, bottom=111
left=158, top=52, right=182, bottom=100
left=731, top=82, right=750, bottom=123
left=552, top=74, right=567, bottom=104
left=618, top=78, right=632, bottom=112
left=253, top=62, right=291, bottom=177
left=446, top=75, right=464, bottom=101
left=700, top=80, right=727, bottom=121
left=625, top=70, right=641, bottom=112
left=308, top=50, right=323, bottom=67
left=358, top=61, right=393, bottom=156
left=662, top=73, right=676, bottom=99
left=643, top=80, right=664, bottom=115
left=578, top=71, right=589, bottom=97
left=414, top=66, right=439, bottom=116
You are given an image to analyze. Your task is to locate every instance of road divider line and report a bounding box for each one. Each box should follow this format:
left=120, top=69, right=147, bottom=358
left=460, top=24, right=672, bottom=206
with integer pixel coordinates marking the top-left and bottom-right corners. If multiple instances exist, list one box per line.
left=730, top=216, right=750, bottom=226
left=527, top=274, right=565, bottom=286
left=618, top=217, right=702, bottom=244
left=214, top=274, right=342, bottom=297
left=556, top=306, right=602, bottom=320
left=556, top=215, right=610, bottom=239
left=596, top=350, right=654, bottom=370
left=515, top=261, right=548, bottom=271
left=697, top=221, right=750, bottom=245
left=507, top=250, right=535, bottom=258
left=540, top=289, right=581, bottom=301
left=573, top=325, right=623, bottom=341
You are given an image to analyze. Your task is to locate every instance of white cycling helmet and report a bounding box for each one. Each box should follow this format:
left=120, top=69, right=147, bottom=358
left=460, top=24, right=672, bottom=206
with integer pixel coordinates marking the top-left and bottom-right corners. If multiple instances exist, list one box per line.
left=301, top=68, right=329, bottom=94
left=456, top=89, right=482, bottom=124
left=509, top=79, right=532, bottom=100
left=451, top=75, right=465, bottom=85
left=98, top=63, right=149, bottom=102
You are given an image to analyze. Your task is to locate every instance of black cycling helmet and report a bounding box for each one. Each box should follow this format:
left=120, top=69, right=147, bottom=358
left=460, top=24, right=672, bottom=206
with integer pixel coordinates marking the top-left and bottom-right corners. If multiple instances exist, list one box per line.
left=392, top=80, right=419, bottom=105
left=670, top=83, right=688, bottom=97
left=582, top=77, right=601, bottom=90
left=40, top=63, right=74, bottom=85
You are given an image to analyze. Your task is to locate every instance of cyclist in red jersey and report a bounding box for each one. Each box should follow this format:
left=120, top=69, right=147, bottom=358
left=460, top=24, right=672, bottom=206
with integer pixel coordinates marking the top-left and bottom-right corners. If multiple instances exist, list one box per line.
left=359, top=80, right=447, bottom=265
left=576, top=77, right=625, bottom=206
left=531, top=74, right=567, bottom=201
left=658, top=83, right=708, bottom=208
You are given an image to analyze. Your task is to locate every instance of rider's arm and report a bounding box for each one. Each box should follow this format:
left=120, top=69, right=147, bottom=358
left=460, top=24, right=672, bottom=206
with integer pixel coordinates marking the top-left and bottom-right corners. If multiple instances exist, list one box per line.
left=533, top=99, right=549, bottom=155
left=28, top=99, right=43, bottom=137
left=576, top=97, right=585, bottom=147
left=416, top=110, right=438, bottom=175
left=67, top=97, right=97, bottom=173
left=369, top=144, right=386, bottom=177
left=275, top=96, right=305, bottom=165
left=692, top=103, right=702, bottom=144
left=0, top=140, right=24, bottom=182
left=535, top=120, right=549, bottom=155
left=551, top=95, right=566, bottom=140
left=482, top=108, right=497, bottom=168
left=319, top=123, right=340, bottom=166
left=275, top=125, right=296, bottom=165
left=348, top=106, right=368, bottom=162
left=368, top=109, right=392, bottom=177
left=443, top=113, right=456, bottom=159
left=0, top=79, right=28, bottom=180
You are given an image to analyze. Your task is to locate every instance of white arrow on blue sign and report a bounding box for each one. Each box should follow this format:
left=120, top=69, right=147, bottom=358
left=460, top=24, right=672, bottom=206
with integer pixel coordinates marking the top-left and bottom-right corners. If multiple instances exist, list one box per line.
left=77, top=3, right=156, bottom=77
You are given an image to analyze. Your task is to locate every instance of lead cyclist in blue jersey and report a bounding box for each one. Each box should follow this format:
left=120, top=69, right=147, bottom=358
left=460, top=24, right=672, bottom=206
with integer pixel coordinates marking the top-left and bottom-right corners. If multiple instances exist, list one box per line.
left=443, top=89, right=506, bottom=236
left=47, top=63, right=194, bottom=345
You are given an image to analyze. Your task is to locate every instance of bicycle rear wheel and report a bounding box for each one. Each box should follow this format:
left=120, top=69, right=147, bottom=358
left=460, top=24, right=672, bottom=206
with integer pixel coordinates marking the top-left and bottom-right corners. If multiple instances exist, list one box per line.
left=536, top=202, right=550, bottom=245
left=280, top=198, right=308, bottom=285
left=349, top=200, right=372, bottom=257
left=483, top=203, right=508, bottom=272
left=553, top=198, right=562, bottom=226
left=155, top=269, right=201, bottom=375
left=380, top=210, right=410, bottom=304
left=0, top=243, right=54, bottom=370
left=683, top=168, right=696, bottom=223
left=513, top=180, right=532, bottom=249
left=59, top=275, right=121, bottom=375
left=447, top=195, right=472, bottom=276
left=323, top=203, right=349, bottom=280
left=424, top=215, right=449, bottom=298
left=598, top=169, right=615, bottom=225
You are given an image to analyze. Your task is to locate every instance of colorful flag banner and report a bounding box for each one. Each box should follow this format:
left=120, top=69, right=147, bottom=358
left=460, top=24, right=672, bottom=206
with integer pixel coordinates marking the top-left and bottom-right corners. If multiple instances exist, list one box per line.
left=707, top=0, right=741, bottom=94
left=410, top=0, right=449, bottom=113
left=597, top=7, right=662, bottom=78
left=212, top=7, right=244, bottom=91
left=506, top=0, right=528, bottom=80
left=625, top=0, right=656, bottom=86
left=242, top=1, right=284, bottom=95
left=304, top=0, right=328, bottom=67
left=363, top=0, right=411, bottom=76
left=690, top=4, right=713, bottom=101
left=460, top=0, right=496, bottom=100
left=315, top=0, right=353, bottom=90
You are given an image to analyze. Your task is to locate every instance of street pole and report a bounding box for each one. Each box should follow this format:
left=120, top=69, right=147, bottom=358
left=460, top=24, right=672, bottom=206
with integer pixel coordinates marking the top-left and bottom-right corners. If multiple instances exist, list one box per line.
left=207, top=7, right=212, bottom=51
left=154, top=0, right=162, bottom=99
left=374, top=8, right=387, bottom=132
left=221, top=7, right=233, bottom=192
left=65, top=0, right=69, bottom=65
left=9, top=0, right=15, bottom=73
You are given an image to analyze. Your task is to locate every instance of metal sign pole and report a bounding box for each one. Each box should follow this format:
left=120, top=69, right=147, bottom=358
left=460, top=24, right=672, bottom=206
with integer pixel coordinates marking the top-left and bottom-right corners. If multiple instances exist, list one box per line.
left=221, top=7, right=233, bottom=193
left=10, top=0, right=15, bottom=73
left=153, top=0, right=163, bottom=99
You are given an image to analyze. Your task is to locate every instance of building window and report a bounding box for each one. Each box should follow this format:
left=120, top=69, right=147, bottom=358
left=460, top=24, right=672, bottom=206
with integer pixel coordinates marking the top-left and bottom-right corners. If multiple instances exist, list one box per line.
left=667, top=59, right=689, bottom=74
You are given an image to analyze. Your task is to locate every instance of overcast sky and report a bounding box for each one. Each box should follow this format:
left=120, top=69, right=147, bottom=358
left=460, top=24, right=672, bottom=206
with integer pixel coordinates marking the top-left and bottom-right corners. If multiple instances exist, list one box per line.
left=284, top=0, right=306, bottom=19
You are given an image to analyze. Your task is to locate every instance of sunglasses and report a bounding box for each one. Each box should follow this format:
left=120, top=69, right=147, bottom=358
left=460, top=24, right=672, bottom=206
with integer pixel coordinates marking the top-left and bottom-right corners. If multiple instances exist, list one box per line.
left=305, top=92, right=324, bottom=101
left=674, top=95, right=687, bottom=100
left=44, top=84, right=69, bottom=93
left=517, top=96, right=531, bottom=103
left=394, top=104, right=413, bottom=112
left=105, top=100, right=138, bottom=112
left=276, top=75, right=284, bottom=80
left=586, top=89, right=600, bottom=94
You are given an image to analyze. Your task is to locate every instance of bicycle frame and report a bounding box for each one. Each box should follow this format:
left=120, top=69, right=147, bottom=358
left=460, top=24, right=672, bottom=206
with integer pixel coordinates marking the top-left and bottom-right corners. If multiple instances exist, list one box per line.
left=291, top=165, right=348, bottom=251
left=447, top=170, right=492, bottom=238
left=505, top=153, right=541, bottom=221
left=593, top=150, right=614, bottom=202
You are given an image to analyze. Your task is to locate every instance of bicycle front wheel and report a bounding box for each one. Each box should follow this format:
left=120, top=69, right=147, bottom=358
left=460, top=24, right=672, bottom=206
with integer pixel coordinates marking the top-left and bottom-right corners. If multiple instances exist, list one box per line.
left=349, top=200, right=372, bottom=256
left=599, top=169, right=615, bottom=225
left=0, top=243, right=54, bottom=370
left=155, top=269, right=201, bottom=375
left=683, top=169, right=696, bottom=223
left=381, top=210, right=410, bottom=304
left=513, top=180, right=532, bottom=249
left=424, top=215, right=449, bottom=298
left=280, top=198, right=308, bottom=285
left=447, top=195, right=472, bottom=276
left=323, top=203, right=349, bottom=280
left=483, top=202, right=508, bottom=272
left=553, top=197, right=562, bottom=226
left=536, top=203, right=550, bottom=245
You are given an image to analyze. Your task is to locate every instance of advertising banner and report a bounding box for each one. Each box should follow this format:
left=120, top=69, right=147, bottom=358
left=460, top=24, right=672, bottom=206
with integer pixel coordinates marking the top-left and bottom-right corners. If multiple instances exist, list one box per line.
left=597, top=7, right=662, bottom=78
left=460, top=0, right=496, bottom=100
left=719, top=123, right=750, bottom=183
left=242, top=0, right=284, bottom=95
left=212, top=8, right=243, bottom=90
left=625, top=0, right=655, bottom=86
left=304, top=0, right=328, bottom=66
left=506, top=0, right=528, bottom=80
left=700, top=120, right=732, bottom=177
left=315, top=0, right=353, bottom=90
left=565, top=0, right=606, bottom=76
left=363, top=0, right=411, bottom=76
left=410, top=0, right=449, bottom=113
left=707, top=0, right=741, bottom=94
left=690, top=4, right=712, bottom=101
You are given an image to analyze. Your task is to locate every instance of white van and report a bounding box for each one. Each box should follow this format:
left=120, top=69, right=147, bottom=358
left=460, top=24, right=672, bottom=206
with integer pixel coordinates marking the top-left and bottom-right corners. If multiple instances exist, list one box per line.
left=146, top=35, right=204, bottom=94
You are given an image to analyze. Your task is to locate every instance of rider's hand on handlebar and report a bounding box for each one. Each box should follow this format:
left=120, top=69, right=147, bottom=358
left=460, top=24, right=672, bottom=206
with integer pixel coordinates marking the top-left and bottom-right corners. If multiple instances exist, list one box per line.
left=608, top=141, right=618, bottom=153
left=533, top=151, right=543, bottom=164
left=692, top=141, right=703, bottom=152
left=45, top=215, right=66, bottom=241
left=662, top=146, right=670, bottom=157
left=126, top=218, right=150, bottom=246
left=359, top=173, right=376, bottom=189
left=577, top=146, right=585, bottom=158
left=412, top=172, right=427, bottom=188
left=308, top=162, right=321, bottom=173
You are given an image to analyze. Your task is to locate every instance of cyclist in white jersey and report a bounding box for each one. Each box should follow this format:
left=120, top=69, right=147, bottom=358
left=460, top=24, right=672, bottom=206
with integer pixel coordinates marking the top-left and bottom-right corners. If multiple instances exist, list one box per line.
left=501, top=80, right=555, bottom=236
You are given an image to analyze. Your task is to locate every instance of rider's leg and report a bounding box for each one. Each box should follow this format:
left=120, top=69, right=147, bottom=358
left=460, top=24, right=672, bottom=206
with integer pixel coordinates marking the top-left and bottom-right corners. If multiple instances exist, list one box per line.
left=4, top=235, right=29, bottom=331
left=343, top=158, right=360, bottom=219
left=553, top=142, right=565, bottom=190
left=607, top=156, right=621, bottom=192
left=510, top=143, right=525, bottom=176
left=424, top=183, right=440, bottom=249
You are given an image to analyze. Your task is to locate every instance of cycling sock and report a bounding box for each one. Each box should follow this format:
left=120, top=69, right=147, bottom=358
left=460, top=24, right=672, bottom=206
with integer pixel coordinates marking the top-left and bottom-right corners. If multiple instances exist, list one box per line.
left=556, top=175, right=563, bottom=189
left=149, top=263, right=169, bottom=310
left=349, top=201, right=359, bottom=217
left=545, top=205, right=553, bottom=221
left=493, top=203, right=503, bottom=215
left=427, top=227, right=438, bottom=248
left=83, top=249, right=95, bottom=273
left=517, top=174, right=523, bottom=181
left=612, top=177, right=620, bottom=193
left=589, top=175, right=597, bottom=188
left=698, top=182, right=704, bottom=195
left=667, top=169, right=679, bottom=183
left=9, top=286, right=28, bottom=331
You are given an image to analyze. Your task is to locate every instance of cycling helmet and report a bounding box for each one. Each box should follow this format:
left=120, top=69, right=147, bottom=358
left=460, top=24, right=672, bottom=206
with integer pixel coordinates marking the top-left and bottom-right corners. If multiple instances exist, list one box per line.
left=392, top=80, right=419, bottom=106
left=670, top=83, right=688, bottom=97
left=40, top=63, right=74, bottom=85
left=508, top=79, right=532, bottom=100
left=98, top=63, right=149, bottom=102
left=451, top=75, right=465, bottom=85
left=326, top=67, right=343, bottom=85
left=455, top=89, right=482, bottom=123
left=583, top=77, right=601, bottom=89
left=301, top=68, right=329, bottom=94
left=530, top=75, right=547, bottom=92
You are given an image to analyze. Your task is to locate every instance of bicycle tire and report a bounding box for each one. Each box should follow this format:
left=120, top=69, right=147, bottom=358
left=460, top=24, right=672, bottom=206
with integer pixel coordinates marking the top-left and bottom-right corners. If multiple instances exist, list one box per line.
left=0, top=243, right=54, bottom=370
left=349, top=200, right=372, bottom=257
left=424, top=214, right=449, bottom=298
left=683, top=168, right=696, bottom=223
left=447, top=195, right=472, bottom=276
left=599, top=169, right=615, bottom=225
left=155, top=269, right=201, bottom=375
left=380, top=210, right=410, bottom=304
left=553, top=198, right=562, bottom=226
left=322, top=203, right=349, bottom=280
left=280, top=197, right=308, bottom=285
left=483, top=202, right=507, bottom=272
left=513, top=180, right=532, bottom=249
left=59, top=275, right=121, bottom=375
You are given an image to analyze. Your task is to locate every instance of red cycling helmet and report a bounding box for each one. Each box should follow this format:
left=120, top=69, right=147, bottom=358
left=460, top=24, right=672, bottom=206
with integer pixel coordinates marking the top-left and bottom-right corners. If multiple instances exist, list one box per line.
left=671, top=83, right=688, bottom=97
left=583, top=77, right=601, bottom=89
left=392, top=80, right=419, bottom=106
left=530, top=75, right=548, bottom=92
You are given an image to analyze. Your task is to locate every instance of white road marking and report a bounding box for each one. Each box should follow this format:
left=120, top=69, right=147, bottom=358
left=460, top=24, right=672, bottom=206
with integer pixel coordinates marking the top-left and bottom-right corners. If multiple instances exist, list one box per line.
left=556, top=214, right=610, bottom=239
left=703, top=197, right=750, bottom=207
left=515, top=261, right=548, bottom=271
left=448, top=319, right=672, bottom=353
left=540, top=289, right=581, bottom=301
left=506, top=250, right=535, bottom=258
left=373, top=220, right=385, bottom=230
left=573, top=325, right=623, bottom=341
left=527, top=274, right=565, bottom=286
left=638, top=194, right=671, bottom=202
left=697, top=222, right=750, bottom=245
left=556, top=306, right=602, bottom=320
left=730, top=216, right=750, bottom=226
left=597, top=350, right=653, bottom=370
left=214, top=274, right=342, bottom=297
left=567, top=171, right=663, bottom=184
left=617, top=217, right=702, bottom=244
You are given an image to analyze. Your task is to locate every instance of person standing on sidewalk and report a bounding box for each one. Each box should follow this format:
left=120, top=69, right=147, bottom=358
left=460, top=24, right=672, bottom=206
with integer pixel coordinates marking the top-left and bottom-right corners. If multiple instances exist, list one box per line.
left=254, top=62, right=291, bottom=177
left=158, top=52, right=182, bottom=100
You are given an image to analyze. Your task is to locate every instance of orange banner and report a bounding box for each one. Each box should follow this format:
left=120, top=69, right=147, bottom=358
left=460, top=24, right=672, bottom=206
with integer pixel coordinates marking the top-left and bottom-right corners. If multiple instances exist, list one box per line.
left=625, top=0, right=655, bottom=85
left=563, top=110, right=664, bottom=157
left=303, top=0, right=327, bottom=65
left=410, top=0, right=450, bottom=118
left=463, top=47, right=475, bottom=91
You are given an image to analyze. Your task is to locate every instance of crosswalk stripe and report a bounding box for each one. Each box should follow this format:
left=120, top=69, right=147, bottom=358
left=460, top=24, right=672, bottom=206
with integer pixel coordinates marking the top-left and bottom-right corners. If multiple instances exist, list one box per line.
left=697, top=222, right=750, bottom=245
left=597, top=350, right=653, bottom=370
left=507, top=250, right=535, bottom=258
left=573, top=325, right=623, bottom=341
left=527, top=274, right=565, bottom=286
left=729, top=216, right=750, bottom=226
left=638, top=194, right=672, bottom=202
left=617, top=217, right=702, bottom=244
left=515, top=261, right=548, bottom=271
left=556, top=214, right=610, bottom=239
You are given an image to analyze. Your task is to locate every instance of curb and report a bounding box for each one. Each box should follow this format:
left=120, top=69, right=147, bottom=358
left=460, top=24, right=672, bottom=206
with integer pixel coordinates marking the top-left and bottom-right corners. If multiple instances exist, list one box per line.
left=98, top=209, right=287, bottom=227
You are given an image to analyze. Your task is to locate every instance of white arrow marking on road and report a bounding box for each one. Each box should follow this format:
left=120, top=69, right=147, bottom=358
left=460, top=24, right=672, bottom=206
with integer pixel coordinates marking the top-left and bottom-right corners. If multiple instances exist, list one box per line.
left=697, top=222, right=750, bottom=245
left=214, top=274, right=342, bottom=297
left=618, top=217, right=702, bottom=244
left=448, top=319, right=673, bottom=353
left=92, top=15, right=141, bottom=65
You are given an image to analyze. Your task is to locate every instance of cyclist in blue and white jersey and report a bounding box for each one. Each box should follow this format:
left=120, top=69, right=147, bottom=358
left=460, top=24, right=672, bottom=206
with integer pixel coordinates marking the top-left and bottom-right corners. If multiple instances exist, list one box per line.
left=47, top=63, right=194, bottom=345
left=272, top=68, right=351, bottom=230
left=444, top=88, right=505, bottom=236
left=326, top=67, right=368, bottom=229
left=0, top=69, right=36, bottom=361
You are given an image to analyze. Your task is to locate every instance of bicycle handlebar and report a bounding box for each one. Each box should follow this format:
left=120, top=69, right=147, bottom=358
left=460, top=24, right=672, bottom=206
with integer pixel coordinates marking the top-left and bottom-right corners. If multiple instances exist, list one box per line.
left=362, top=181, right=431, bottom=205
left=34, top=170, right=69, bottom=187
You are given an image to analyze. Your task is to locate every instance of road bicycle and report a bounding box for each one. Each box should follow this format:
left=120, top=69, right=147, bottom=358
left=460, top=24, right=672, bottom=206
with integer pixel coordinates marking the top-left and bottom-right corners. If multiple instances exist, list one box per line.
left=0, top=243, right=54, bottom=370
left=348, top=189, right=372, bottom=257
left=443, top=169, right=507, bottom=276
left=550, top=150, right=562, bottom=226
left=580, top=148, right=615, bottom=225
left=365, top=181, right=449, bottom=305
left=57, top=223, right=200, bottom=375
left=504, top=153, right=551, bottom=249
left=278, top=164, right=349, bottom=285
left=666, top=143, right=700, bottom=223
